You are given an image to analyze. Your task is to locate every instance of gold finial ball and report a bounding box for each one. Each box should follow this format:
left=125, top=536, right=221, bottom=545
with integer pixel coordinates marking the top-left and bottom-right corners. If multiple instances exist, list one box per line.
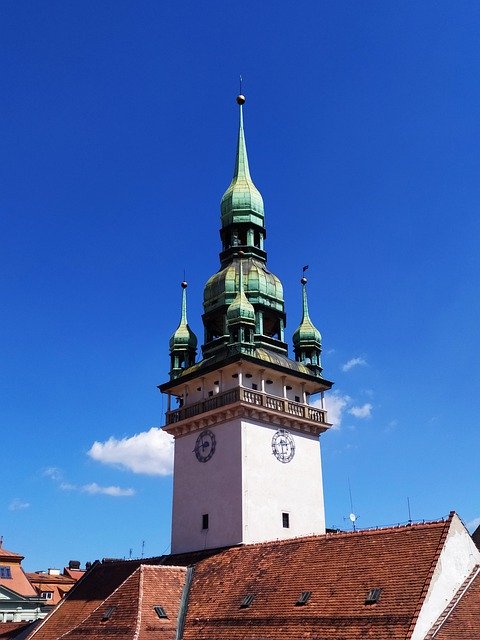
left=301, top=276, right=308, bottom=285
left=236, top=94, right=246, bottom=105
left=181, top=281, right=188, bottom=289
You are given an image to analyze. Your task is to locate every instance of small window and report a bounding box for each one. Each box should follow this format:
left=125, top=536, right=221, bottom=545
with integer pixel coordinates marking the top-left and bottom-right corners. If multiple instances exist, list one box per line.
left=154, top=606, right=168, bottom=619
left=202, top=513, right=209, bottom=530
left=208, top=391, right=213, bottom=397
left=0, top=566, right=12, bottom=579
left=102, top=606, right=116, bottom=621
left=240, top=594, right=255, bottom=608
left=296, top=591, right=311, bottom=606
left=295, top=395, right=300, bottom=403
left=365, top=588, right=382, bottom=604
left=282, top=512, right=290, bottom=528
left=252, top=383, right=258, bottom=390
left=245, top=373, right=252, bottom=379
left=286, top=385, right=292, bottom=391
left=266, top=380, right=273, bottom=385
left=40, top=591, right=53, bottom=600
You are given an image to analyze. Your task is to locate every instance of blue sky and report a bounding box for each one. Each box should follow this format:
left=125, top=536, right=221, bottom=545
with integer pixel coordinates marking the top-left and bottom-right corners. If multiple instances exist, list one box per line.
left=1, top=1, right=479, bottom=571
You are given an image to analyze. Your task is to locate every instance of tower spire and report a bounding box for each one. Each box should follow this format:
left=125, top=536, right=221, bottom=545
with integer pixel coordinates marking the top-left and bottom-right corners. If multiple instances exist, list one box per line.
left=220, top=93, right=265, bottom=248
left=169, top=281, right=198, bottom=379
left=293, top=274, right=322, bottom=374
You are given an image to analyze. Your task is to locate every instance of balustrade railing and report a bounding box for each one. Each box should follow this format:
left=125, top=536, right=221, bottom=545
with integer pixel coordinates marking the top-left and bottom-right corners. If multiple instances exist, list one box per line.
left=166, top=386, right=326, bottom=425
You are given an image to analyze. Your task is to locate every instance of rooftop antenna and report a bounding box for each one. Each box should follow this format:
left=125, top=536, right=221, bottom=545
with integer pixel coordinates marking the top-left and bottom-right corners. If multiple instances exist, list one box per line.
left=407, top=497, right=412, bottom=525
left=344, top=476, right=358, bottom=531
left=128, top=548, right=132, bottom=560
left=141, top=540, right=145, bottom=559
left=0, top=536, right=3, bottom=548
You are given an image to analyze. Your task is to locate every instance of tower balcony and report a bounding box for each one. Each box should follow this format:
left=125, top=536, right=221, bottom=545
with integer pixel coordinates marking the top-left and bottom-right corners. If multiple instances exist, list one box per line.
left=164, top=386, right=331, bottom=436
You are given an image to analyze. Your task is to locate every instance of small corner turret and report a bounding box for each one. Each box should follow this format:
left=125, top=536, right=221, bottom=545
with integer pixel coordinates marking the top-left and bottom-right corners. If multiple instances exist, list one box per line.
left=168, top=281, right=197, bottom=380
left=293, top=274, right=322, bottom=376
left=226, top=253, right=256, bottom=356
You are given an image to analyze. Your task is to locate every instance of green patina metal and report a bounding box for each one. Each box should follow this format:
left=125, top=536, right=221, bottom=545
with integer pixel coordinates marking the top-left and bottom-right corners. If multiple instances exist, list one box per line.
left=169, top=283, right=198, bottom=379
left=220, top=103, right=264, bottom=229
left=203, top=259, right=284, bottom=313
left=165, top=94, right=326, bottom=382
left=292, top=279, right=322, bottom=374
left=226, top=259, right=256, bottom=326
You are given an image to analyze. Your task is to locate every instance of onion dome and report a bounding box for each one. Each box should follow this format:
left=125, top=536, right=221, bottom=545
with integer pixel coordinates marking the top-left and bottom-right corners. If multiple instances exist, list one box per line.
left=221, top=95, right=264, bottom=230
left=293, top=276, right=322, bottom=374
left=169, top=281, right=198, bottom=379
left=203, top=259, right=284, bottom=315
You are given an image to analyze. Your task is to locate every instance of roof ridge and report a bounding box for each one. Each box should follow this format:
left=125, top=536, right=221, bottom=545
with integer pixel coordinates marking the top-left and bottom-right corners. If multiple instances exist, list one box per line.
left=424, top=564, right=480, bottom=638
left=141, top=563, right=187, bottom=572
left=132, top=565, right=143, bottom=640
left=405, top=511, right=455, bottom=640
left=229, top=517, right=452, bottom=551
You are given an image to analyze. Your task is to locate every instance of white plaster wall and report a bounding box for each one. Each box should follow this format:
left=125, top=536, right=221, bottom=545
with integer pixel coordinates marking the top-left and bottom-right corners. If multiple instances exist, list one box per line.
left=170, top=420, right=243, bottom=554
left=412, top=513, right=480, bottom=639
left=242, top=420, right=326, bottom=544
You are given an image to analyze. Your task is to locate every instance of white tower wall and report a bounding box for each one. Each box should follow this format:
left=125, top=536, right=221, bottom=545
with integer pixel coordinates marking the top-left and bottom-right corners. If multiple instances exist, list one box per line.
left=170, top=413, right=326, bottom=554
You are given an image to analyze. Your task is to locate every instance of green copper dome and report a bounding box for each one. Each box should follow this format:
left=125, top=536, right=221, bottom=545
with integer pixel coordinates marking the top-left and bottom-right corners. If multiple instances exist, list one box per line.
left=169, top=282, right=198, bottom=352
left=204, top=258, right=284, bottom=314
left=293, top=278, right=321, bottom=349
left=220, top=101, right=264, bottom=229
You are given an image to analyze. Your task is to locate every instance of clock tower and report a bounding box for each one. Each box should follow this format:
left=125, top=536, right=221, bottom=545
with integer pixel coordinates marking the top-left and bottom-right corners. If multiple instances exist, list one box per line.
left=160, top=94, right=333, bottom=554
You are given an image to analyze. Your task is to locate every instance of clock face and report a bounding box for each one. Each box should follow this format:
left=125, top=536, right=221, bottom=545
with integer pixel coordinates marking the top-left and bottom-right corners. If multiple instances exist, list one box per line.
left=271, top=429, right=295, bottom=463
left=194, top=429, right=216, bottom=463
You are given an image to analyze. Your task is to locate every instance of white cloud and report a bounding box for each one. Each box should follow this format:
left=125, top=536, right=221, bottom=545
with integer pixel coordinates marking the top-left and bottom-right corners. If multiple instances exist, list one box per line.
left=9, top=499, right=30, bottom=511
left=467, top=516, right=480, bottom=533
left=43, top=467, right=63, bottom=481
left=88, top=427, right=174, bottom=476
left=348, top=403, right=372, bottom=419
left=319, top=391, right=351, bottom=429
left=81, top=483, right=135, bottom=497
left=59, top=481, right=135, bottom=497
left=342, top=357, right=367, bottom=372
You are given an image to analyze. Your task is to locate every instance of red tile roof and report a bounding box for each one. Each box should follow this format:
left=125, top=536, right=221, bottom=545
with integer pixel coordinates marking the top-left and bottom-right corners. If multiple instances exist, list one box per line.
left=27, top=562, right=187, bottom=640
left=25, top=517, right=477, bottom=640
left=183, top=519, right=451, bottom=640
left=62, top=569, right=85, bottom=581
left=428, top=567, right=480, bottom=639
left=0, top=565, right=37, bottom=597
left=0, top=548, right=24, bottom=562
left=0, top=624, right=32, bottom=640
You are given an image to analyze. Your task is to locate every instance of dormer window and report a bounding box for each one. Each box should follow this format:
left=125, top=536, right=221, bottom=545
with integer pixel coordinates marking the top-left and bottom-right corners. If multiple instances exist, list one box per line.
left=0, top=566, right=12, bottom=579
left=102, top=606, right=116, bottom=621
left=240, top=594, right=255, bottom=609
left=365, top=588, right=382, bottom=604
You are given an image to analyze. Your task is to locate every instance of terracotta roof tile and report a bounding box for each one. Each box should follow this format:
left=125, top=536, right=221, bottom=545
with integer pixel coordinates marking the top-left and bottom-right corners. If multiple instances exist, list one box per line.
left=27, top=562, right=187, bottom=640
left=0, top=623, right=34, bottom=640
left=0, top=565, right=37, bottom=597
left=27, top=560, right=144, bottom=640
left=24, top=518, right=464, bottom=640
left=428, top=568, right=480, bottom=639
left=0, top=548, right=24, bottom=561
left=183, top=519, right=451, bottom=640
